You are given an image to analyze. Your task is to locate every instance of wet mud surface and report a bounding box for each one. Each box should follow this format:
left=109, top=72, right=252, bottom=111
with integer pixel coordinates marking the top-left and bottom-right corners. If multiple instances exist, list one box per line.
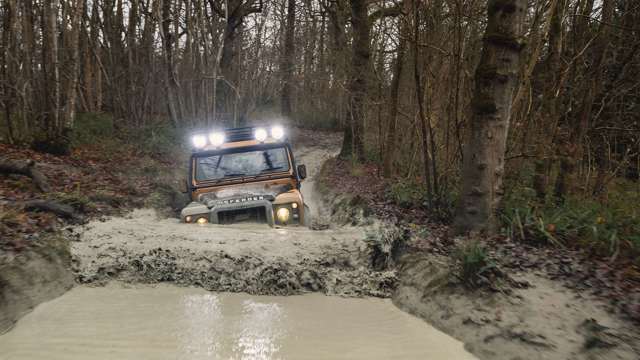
left=0, top=283, right=476, bottom=360
left=393, top=254, right=640, bottom=360
left=71, top=210, right=395, bottom=297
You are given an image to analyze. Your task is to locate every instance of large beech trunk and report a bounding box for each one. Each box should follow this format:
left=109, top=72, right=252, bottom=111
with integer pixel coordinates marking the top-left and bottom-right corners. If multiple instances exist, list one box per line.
left=454, top=0, right=527, bottom=234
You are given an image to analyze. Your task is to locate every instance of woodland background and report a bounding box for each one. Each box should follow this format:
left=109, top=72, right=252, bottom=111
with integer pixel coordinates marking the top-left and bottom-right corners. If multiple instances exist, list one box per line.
left=1, top=0, right=639, bottom=263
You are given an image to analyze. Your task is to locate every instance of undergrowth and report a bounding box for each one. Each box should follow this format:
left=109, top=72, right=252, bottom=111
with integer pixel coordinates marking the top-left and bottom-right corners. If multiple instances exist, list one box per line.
left=73, top=113, right=183, bottom=159
left=455, top=240, right=495, bottom=288
left=502, top=181, right=640, bottom=263
left=386, top=180, right=456, bottom=223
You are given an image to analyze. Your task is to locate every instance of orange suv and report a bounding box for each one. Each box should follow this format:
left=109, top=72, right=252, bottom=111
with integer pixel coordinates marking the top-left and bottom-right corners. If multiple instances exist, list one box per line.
left=181, top=126, right=308, bottom=227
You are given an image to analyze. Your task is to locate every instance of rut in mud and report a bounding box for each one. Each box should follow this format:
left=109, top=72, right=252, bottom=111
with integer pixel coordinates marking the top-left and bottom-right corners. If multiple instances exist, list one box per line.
left=70, top=133, right=396, bottom=297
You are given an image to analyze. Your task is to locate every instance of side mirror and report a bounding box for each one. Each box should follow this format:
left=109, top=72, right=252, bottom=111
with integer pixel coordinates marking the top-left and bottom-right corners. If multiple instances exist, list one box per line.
left=297, top=164, right=307, bottom=180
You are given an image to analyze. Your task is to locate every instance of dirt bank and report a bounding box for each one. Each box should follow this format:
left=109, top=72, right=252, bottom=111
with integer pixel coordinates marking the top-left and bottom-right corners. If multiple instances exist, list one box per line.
left=393, top=253, right=640, bottom=360
left=0, top=235, right=74, bottom=334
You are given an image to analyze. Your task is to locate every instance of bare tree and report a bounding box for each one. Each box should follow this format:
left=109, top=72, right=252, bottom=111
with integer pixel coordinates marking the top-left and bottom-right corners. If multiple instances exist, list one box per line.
left=454, top=0, right=527, bottom=234
left=281, top=0, right=296, bottom=119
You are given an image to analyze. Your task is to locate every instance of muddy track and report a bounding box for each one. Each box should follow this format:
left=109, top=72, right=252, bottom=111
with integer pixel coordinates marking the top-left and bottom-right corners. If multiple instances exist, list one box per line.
left=71, top=137, right=396, bottom=297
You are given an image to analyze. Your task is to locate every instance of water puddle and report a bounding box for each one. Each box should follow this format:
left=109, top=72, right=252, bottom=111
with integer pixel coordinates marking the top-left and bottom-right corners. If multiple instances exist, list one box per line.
left=0, top=283, right=475, bottom=359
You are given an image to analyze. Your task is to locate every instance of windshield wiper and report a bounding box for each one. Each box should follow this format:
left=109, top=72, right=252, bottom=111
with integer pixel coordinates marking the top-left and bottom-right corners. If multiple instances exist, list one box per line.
left=224, top=173, right=246, bottom=177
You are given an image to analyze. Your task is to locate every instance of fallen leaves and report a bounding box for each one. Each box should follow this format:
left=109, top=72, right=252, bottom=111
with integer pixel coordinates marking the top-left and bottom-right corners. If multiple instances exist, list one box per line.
left=0, top=142, right=176, bottom=252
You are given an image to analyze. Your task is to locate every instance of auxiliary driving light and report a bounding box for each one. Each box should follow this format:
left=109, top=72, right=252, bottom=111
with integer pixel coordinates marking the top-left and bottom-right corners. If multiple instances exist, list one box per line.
left=291, top=202, right=298, bottom=209
left=196, top=217, right=208, bottom=225
left=209, top=132, right=225, bottom=147
left=276, top=207, right=291, bottom=223
left=185, top=216, right=193, bottom=223
left=255, top=128, right=268, bottom=142
left=271, top=125, right=284, bottom=140
left=192, top=135, right=207, bottom=148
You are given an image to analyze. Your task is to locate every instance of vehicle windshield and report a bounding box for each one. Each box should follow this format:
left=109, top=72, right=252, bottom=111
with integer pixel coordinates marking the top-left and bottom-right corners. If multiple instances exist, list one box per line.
left=195, top=146, right=290, bottom=182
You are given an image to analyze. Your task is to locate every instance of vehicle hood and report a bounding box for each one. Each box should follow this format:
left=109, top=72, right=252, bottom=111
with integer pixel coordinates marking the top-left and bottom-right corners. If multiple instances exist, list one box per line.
left=197, top=183, right=293, bottom=206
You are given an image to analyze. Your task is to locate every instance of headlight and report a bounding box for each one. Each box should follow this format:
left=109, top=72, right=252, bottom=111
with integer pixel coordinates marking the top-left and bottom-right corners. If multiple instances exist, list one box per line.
left=184, top=216, right=193, bottom=223
left=271, top=125, right=284, bottom=140
left=254, top=127, right=268, bottom=142
left=209, top=132, right=225, bottom=146
left=291, top=202, right=298, bottom=209
left=276, top=207, right=290, bottom=223
left=192, top=135, right=207, bottom=148
left=196, top=217, right=208, bottom=225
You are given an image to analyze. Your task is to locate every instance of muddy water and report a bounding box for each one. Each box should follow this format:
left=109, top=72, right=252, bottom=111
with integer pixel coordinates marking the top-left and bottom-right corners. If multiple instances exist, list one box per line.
left=0, top=284, right=475, bottom=360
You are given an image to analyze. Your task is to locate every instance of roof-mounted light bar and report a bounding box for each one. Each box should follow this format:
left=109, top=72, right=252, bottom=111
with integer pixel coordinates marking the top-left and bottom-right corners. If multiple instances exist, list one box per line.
left=191, top=125, right=286, bottom=149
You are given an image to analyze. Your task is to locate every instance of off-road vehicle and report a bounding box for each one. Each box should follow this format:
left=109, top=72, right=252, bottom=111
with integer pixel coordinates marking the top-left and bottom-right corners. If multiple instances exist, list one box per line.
left=180, top=126, right=308, bottom=227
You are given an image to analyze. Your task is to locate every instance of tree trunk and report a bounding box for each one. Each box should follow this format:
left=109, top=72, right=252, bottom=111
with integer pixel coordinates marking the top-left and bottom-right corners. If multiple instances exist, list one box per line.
left=454, top=0, right=527, bottom=235
left=532, top=0, right=564, bottom=200
left=340, top=0, right=369, bottom=160
left=160, top=0, right=182, bottom=127
left=42, top=0, right=60, bottom=137
left=327, top=0, right=348, bottom=128
left=21, top=0, right=36, bottom=133
left=553, top=0, right=613, bottom=201
left=382, top=24, right=406, bottom=177
left=413, top=3, right=439, bottom=196
left=1, top=0, right=18, bottom=143
left=61, top=0, right=84, bottom=134
left=280, top=0, right=296, bottom=120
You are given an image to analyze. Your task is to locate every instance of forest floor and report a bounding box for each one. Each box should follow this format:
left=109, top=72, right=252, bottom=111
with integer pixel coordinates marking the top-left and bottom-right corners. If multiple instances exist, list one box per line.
left=1, top=128, right=639, bottom=359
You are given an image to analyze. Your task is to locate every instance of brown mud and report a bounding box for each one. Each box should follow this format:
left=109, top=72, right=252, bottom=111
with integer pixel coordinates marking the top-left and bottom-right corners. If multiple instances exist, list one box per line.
left=393, top=253, right=640, bottom=359
left=71, top=209, right=396, bottom=297
left=0, top=235, right=74, bottom=334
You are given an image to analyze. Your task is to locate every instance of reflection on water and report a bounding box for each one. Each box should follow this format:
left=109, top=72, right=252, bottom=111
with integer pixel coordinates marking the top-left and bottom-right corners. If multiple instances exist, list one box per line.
left=0, top=284, right=476, bottom=360
left=178, top=294, right=222, bottom=358
left=233, top=301, right=285, bottom=359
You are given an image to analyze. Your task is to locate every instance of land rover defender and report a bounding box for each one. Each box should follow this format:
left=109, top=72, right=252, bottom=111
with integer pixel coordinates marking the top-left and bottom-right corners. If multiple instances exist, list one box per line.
left=180, top=126, right=308, bottom=227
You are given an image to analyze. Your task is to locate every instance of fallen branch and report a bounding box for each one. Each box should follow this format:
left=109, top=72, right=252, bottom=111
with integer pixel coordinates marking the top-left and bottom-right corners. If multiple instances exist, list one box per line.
left=23, top=200, right=78, bottom=221
left=0, top=158, right=51, bottom=192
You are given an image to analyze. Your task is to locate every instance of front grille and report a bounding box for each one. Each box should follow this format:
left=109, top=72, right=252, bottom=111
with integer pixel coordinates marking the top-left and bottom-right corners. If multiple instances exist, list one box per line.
left=218, top=207, right=267, bottom=224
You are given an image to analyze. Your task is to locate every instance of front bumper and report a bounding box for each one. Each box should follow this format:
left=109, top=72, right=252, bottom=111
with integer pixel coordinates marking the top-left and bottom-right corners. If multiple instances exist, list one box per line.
left=210, top=198, right=274, bottom=225
left=181, top=197, right=301, bottom=226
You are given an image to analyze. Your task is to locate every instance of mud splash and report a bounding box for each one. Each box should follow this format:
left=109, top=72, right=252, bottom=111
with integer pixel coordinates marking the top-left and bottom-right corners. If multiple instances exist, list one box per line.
left=0, top=283, right=476, bottom=360
left=71, top=210, right=395, bottom=296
